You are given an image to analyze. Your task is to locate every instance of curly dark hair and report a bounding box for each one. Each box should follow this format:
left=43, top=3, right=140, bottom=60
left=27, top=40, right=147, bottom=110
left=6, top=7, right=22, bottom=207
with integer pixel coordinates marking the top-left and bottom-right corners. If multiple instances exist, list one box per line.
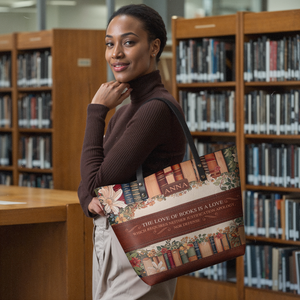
left=107, top=4, right=167, bottom=62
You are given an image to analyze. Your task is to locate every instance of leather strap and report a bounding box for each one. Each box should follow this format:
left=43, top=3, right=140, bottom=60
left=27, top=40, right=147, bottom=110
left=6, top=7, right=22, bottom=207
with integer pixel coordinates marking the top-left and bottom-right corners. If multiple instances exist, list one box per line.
left=136, top=97, right=207, bottom=199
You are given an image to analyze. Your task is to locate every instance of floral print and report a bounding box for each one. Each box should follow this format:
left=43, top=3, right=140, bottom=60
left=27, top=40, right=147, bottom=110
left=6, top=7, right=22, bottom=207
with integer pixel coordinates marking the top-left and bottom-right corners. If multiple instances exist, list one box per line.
left=96, top=185, right=127, bottom=214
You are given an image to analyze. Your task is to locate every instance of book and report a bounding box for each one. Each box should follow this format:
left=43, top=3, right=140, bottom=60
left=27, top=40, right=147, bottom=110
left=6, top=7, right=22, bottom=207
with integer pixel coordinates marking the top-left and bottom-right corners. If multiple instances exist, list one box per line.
left=179, top=249, right=189, bottom=264
left=166, top=250, right=176, bottom=269
left=187, top=245, right=198, bottom=262
left=221, top=233, right=231, bottom=251
left=198, top=241, right=214, bottom=258
left=171, top=249, right=183, bottom=267
left=144, top=174, right=161, bottom=199
left=180, top=160, right=197, bottom=182
left=129, top=181, right=142, bottom=203
left=121, top=183, right=135, bottom=204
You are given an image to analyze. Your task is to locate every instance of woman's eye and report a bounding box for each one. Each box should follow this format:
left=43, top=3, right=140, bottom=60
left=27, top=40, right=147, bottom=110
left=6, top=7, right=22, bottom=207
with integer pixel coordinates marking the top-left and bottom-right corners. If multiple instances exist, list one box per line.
left=105, top=42, right=113, bottom=47
left=124, top=40, right=135, bottom=46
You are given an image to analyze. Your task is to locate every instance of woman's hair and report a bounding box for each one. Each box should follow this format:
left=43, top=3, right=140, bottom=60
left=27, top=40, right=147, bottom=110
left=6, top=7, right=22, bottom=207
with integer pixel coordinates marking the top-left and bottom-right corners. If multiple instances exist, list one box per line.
left=107, top=4, right=167, bottom=62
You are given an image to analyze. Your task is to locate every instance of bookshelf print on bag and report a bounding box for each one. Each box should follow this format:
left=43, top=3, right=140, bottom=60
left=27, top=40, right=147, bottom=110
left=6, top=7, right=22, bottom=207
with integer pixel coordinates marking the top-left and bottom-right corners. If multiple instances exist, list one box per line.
left=96, top=145, right=245, bottom=285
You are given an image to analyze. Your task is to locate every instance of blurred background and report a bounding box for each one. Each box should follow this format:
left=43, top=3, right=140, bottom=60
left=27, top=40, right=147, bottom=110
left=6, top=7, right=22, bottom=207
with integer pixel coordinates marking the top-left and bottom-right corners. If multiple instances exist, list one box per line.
left=1, top=0, right=300, bottom=37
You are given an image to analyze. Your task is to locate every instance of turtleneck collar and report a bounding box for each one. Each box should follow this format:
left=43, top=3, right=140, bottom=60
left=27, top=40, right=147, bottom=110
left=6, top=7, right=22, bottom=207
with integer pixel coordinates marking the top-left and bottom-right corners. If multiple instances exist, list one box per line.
left=128, top=70, right=163, bottom=104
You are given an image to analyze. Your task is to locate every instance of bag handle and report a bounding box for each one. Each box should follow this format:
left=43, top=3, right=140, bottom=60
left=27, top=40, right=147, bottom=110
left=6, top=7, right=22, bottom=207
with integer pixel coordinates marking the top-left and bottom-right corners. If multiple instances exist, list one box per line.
left=136, top=97, right=207, bottom=200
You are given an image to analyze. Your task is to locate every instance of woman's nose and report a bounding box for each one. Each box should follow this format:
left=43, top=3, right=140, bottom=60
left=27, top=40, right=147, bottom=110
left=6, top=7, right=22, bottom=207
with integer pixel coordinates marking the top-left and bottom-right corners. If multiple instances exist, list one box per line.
left=112, top=44, right=124, bottom=59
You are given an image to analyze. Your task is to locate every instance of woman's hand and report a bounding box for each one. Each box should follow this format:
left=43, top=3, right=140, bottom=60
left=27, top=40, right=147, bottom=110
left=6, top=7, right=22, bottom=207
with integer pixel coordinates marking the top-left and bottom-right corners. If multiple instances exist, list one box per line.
left=91, top=80, right=132, bottom=109
left=88, top=197, right=105, bottom=216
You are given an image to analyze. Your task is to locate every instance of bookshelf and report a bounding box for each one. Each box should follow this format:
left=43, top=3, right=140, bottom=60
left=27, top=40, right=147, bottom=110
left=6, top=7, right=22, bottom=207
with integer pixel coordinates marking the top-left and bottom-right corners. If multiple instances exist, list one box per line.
left=172, top=9, right=300, bottom=300
left=0, top=34, right=15, bottom=186
left=0, top=29, right=114, bottom=191
left=239, top=9, right=300, bottom=300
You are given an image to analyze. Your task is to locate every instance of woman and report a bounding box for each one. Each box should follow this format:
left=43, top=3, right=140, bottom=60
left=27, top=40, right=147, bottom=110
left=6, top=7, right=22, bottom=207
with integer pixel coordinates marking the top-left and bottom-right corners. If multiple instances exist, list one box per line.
left=78, top=4, right=186, bottom=299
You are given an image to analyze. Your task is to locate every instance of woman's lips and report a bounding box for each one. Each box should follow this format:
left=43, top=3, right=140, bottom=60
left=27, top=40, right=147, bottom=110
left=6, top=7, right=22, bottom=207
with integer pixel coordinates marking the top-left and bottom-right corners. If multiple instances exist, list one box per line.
left=112, top=63, right=129, bottom=72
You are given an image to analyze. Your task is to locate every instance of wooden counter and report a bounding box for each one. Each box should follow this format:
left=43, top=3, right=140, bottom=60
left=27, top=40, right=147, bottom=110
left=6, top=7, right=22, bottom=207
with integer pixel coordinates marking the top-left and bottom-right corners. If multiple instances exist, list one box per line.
left=0, top=185, right=85, bottom=300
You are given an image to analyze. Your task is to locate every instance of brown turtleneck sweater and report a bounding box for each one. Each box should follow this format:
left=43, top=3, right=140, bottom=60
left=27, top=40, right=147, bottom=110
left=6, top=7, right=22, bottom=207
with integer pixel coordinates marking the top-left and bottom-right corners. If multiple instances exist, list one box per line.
left=78, top=70, right=186, bottom=217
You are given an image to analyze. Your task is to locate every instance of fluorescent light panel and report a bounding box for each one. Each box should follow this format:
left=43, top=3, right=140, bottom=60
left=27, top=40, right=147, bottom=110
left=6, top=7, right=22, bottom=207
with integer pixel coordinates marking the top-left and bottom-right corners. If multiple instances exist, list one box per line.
left=48, top=1, right=76, bottom=5
left=0, top=7, right=10, bottom=12
left=11, top=1, right=35, bottom=8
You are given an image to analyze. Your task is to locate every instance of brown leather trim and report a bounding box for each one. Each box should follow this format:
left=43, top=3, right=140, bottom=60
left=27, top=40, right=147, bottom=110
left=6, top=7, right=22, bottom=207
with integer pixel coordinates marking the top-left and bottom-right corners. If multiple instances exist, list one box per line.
left=141, top=245, right=246, bottom=286
left=113, top=187, right=243, bottom=252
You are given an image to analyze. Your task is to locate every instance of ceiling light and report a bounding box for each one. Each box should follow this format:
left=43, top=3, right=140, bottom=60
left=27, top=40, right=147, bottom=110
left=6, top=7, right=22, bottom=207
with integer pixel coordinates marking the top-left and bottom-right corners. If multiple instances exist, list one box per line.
left=48, top=1, right=76, bottom=5
left=0, top=7, right=10, bottom=12
left=11, top=1, right=35, bottom=8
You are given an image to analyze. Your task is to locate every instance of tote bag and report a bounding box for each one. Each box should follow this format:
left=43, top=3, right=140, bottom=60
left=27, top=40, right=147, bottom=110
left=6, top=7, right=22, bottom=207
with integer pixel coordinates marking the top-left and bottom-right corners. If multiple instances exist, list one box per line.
left=95, top=97, right=245, bottom=286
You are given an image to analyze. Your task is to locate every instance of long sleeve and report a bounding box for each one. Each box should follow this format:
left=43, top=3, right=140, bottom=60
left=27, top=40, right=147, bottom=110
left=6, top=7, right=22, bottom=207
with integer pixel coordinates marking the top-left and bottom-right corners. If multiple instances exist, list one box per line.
left=78, top=71, right=186, bottom=218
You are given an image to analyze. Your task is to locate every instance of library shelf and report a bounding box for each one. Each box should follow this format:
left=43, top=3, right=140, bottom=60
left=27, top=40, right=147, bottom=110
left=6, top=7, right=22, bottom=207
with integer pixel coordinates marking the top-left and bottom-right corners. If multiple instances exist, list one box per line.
left=246, top=235, right=300, bottom=247
left=0, top=29, right=110, bottom=191
left=191, top=131, right=237, bottom=137
left=172, top=8, right=300, bottom=300
left=245, top=81, right=300, bottom=87
left=245, top=185, right=300, bottom=193
left=18, top=87, right=52, bottom=92
left=177, top=82, right=236, bottom=89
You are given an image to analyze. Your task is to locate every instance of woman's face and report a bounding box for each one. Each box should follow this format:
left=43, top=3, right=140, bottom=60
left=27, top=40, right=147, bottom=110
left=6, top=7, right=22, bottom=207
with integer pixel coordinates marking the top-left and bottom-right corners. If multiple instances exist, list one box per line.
left=105, top=15, right=160, bottom=83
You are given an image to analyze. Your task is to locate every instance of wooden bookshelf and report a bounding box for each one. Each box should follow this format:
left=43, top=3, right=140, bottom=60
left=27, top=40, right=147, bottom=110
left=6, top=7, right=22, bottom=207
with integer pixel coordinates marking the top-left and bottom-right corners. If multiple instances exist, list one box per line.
left=172, top=9, right=300, bottom=300
left=0, top=29, right=114, bottom=191
left=172, top=13, right=242, bottom=300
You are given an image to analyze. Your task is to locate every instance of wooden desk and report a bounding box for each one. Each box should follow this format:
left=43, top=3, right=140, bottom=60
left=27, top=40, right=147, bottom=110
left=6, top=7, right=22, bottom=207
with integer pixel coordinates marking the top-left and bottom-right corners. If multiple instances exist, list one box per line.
left=0, top=186, right=85, bottom=300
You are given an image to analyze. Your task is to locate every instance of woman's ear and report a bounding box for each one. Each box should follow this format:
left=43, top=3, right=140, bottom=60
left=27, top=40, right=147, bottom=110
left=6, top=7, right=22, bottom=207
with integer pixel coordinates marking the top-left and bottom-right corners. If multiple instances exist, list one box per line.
left=151, top=38, right=161, bottom=57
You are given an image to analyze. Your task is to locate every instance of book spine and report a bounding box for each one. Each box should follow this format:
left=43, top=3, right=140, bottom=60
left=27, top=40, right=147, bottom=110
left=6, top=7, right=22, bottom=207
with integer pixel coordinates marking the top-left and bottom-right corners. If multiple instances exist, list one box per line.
left=121, top=183, right=135, bottom=204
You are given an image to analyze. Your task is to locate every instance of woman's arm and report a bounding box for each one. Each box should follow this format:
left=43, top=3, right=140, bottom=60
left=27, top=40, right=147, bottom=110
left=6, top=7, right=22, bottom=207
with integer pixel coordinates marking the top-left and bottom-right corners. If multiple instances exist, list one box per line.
left=80, top=99, right=174, bottom=196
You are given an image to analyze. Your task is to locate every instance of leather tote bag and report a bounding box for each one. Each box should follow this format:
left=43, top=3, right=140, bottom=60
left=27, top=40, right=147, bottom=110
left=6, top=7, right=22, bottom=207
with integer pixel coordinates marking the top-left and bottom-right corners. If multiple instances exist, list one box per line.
left=95, top=97, right=245, bottom=286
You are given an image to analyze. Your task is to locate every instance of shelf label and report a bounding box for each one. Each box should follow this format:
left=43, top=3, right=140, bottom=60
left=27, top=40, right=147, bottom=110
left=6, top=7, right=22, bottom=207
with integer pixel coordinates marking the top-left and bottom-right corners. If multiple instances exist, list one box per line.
left=195, top=24, right=216, bottom=29
left=77, top=58, right=91, bottom=67
left=29, top=37, right=42, bottom=42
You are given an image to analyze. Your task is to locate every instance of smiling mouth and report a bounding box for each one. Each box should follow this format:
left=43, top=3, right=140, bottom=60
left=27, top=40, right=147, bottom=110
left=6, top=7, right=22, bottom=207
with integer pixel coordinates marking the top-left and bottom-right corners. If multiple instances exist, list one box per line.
left=112, top=63, right=129, bottom=72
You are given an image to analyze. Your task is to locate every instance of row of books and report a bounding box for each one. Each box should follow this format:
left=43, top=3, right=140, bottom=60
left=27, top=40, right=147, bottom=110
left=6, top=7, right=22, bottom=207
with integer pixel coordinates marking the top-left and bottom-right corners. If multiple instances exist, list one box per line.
left=18, top=93, right=52, bottom=128
left=18, top=173, right=53, bottom=188
left=17, top=50, right=52, bottom=87
left=193, top=141, right=234, bottom=158
left=0, top=54, right=11, bottom=87
left=187, top=261, right=230, bottom=282
left=176, top=38, right=235, bottom=83
left=18, top=135, right=52, bottom=169
left=114, top=146, right=232, bottom=203
left=246, top=143, right=300, bottom=188
left=0, top=133, right=11, bottom=166
left=0, top=94, right=11, bottom=128
left=136, top=231, right=241, bottom=278
left=245, top=244, right=300, bottom=294
left=0, top=171, right=12, bottom=185
left=244, top=35, right=300, bottom=82
left=244, top=191, right=300, bottom=241
left=179, top=90, right=235, bottom=132
left=244, top=89, right=300, bottom=135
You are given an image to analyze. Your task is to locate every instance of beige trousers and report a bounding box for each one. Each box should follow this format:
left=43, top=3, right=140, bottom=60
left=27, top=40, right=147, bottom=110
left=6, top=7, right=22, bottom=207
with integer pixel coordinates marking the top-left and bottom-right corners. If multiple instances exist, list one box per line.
left=92, top=216, right=177, bottom=300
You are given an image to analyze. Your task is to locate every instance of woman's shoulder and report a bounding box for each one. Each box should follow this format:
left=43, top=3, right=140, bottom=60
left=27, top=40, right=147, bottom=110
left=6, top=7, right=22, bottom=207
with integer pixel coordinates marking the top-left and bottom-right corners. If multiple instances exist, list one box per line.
left=140, top=93, right=183, bottom=115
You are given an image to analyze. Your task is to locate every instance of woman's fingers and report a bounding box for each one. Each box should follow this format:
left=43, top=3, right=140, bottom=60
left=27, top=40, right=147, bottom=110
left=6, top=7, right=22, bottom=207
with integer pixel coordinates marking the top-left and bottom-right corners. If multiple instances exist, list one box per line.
left=91, top=81, right=132, bottom=109
left=88, top=197, right=105, bottom=216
